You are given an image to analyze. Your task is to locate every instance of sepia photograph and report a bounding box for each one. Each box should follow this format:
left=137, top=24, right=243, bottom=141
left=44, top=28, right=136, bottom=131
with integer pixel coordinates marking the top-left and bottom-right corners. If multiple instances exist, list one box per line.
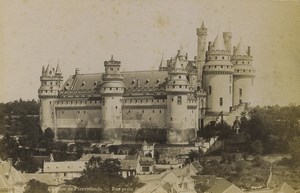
left=0, top=0, right=300, bottom=192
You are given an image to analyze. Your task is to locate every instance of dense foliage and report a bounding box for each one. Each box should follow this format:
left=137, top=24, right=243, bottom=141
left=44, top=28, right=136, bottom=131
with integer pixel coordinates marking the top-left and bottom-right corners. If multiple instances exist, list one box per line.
left=69, top=157, right=142, bottom=193
left=202, top=155, right=270, bottom=190
left=201, top=105, right=300, bottom=156
left=24, top=179, right=50, bottom=193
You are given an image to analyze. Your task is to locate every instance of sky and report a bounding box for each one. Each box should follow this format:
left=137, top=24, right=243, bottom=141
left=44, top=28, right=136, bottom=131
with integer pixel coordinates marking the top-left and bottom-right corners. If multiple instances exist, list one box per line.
left=0, top=0, right=299, bottom=106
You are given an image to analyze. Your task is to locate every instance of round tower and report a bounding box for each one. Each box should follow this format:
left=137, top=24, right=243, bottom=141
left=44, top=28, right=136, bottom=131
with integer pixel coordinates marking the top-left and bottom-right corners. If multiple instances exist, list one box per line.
left=196, top=21, right=207, bottom=85
left=99, top=55, right=125, bottom=143
left=38, top=64, right=63, bottom=134
left=166, top=48, right=195, bottom=144
left=203, top=35, right=234, bottom=114
left=231, top=41, right=255, bottom=106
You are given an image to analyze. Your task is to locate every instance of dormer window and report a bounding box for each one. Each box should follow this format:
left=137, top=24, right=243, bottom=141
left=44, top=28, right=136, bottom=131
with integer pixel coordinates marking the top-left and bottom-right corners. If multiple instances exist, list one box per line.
left=145, top=79, right=149, bottom=84
left=94, top=81, right=97, bottom=86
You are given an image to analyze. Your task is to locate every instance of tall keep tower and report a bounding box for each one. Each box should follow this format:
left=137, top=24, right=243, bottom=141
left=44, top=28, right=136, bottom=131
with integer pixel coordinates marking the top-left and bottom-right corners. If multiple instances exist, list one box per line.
left=203, top=35, right=234, bottom=114
left=99, top=56, right=125, bottom=142
left=166, top=48, right=195, bottom=144
left=38, top=64, right=63, bottom=134
left=196, top=22, right=207, bottom=86
left=231, top=41, right=255, bottom=106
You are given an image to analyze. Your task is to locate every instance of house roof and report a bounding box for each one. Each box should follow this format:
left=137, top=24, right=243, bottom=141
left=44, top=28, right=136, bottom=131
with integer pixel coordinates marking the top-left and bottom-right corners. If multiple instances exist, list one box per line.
left=78, top=153, right=126, bottom=162
left=121, top=159, right=138, bottom=170
left=140, top=157, right=154, bottom=165
left=43, top=161, right=86, bottom=173
left=275, top=182, right=296, bottom=193
left=206, top=179, right=243, bottom=193
left=0, top=161, right=25, bottom=187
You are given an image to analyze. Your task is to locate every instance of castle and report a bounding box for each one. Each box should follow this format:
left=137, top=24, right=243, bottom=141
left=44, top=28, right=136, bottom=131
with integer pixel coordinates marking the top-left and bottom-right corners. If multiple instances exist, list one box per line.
left=38, top=22, right=255, bottom=144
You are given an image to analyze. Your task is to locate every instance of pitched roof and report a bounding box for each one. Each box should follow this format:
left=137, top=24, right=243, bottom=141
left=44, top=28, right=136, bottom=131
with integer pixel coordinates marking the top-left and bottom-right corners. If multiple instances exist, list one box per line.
left=61, top=70, right=169, bottom=95
left=140, top=157, right=154, bottom=165
left=207, top=179, right=243, bottom=193
left=78, top=153, right=126, bottom=162
left=121, top=159, right=138, bottom=170
left=0, top=161, right=25, bottom=188
left=43, top=161, right=86, bottom=173
left=275, top=182, right=296, bottom=193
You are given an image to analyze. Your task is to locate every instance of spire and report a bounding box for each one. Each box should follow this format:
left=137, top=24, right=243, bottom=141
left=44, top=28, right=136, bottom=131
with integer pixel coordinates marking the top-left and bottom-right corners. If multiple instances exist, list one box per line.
left=174, top=55, right=182, bottom=69
left=45, top=64, right=51, bottom=76
left=201, top=21, right=205, bottom=29
left=159, top=54, right=166, bottom=68
left=211, top=35, right=226, bottom=51
left=55, top=61, right=62, bottom=75
left=111, top=54, right=114, bottom=61
left=235, top=39, right=247, bottom=56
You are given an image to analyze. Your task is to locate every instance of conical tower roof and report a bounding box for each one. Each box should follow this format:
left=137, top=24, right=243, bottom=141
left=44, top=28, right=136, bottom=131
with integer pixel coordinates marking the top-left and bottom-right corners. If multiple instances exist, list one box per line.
left=211, top=35, right=226, bottom=51
left=45, top=64, right=51, bottom=76
left=235, top=40, right=247, bottom=56
left=159, top=55, right=167, bottom=68
left=55, top=63, right=62, bottom=75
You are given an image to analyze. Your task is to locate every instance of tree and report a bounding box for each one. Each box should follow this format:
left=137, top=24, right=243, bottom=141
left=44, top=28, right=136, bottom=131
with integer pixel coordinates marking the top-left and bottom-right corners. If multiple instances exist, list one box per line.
left=70, top=157, right=140, bottom=192
left=24, top=179, right=50, bottom=193
left=215, top=121, right=234, bottom=140
left=39, top=128, right=54, bottom=153
left=154, top=150, right=160, bottom=163
left=250, top=140, right=263, bottom=155
left=188, top=150, right=203, bottom=162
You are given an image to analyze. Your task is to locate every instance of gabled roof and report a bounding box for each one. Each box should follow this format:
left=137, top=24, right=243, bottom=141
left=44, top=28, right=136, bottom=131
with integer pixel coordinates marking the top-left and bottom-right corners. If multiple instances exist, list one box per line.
left=275, top=182, right=296, bottom=193
left=0, top=161, right=25, bottom=188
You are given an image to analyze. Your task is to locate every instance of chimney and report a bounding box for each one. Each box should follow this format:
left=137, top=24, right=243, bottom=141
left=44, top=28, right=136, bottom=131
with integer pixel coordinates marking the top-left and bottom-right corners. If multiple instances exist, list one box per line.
left=75, top=68, right=80, bottom=75
left=208, top=42, right=212, bottom=51
left=247, top=46, right=251, bottom=56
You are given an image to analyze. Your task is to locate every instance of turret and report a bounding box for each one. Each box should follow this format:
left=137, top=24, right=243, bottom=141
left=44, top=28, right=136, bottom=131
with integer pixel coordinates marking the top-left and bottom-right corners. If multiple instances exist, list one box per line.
left=203, top=34, right=234, bottom=114
left=38, top=63, right=63, bottom=134
left=231, top=41, right=255, bottom=106
left=99, top=55, right=125, bottom=143
left=166, top=48, right=196, bottom=144
left=196, top=21, right=207, bottom=86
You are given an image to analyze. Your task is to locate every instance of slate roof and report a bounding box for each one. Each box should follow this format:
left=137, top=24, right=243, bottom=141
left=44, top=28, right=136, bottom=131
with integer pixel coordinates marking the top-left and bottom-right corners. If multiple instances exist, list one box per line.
left=60, top=70, right=169, bottom=96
